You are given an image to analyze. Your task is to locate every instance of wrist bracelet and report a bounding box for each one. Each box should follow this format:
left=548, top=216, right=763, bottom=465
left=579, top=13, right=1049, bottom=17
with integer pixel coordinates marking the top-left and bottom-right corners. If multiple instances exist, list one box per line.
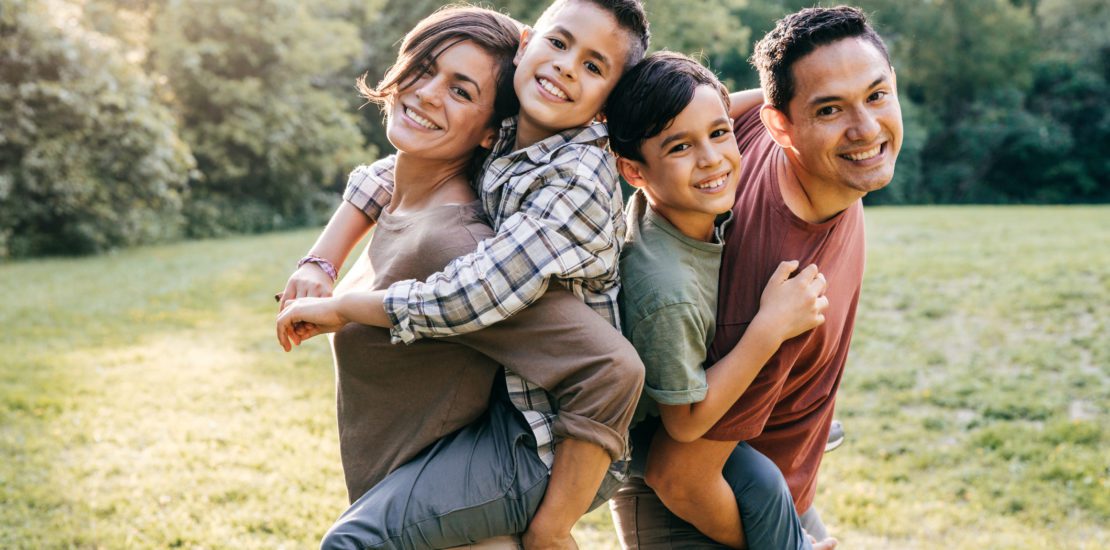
left=298, top=255, right=338, bottom=282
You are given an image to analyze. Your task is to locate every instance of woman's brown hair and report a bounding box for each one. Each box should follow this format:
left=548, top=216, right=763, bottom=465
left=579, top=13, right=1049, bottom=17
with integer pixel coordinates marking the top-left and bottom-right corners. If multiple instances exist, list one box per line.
left=358, top=5, right=521, bottom=131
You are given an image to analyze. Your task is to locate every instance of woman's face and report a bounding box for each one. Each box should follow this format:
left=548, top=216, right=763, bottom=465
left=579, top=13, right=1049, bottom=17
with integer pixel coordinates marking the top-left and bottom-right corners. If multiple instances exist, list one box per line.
left=386, top=40, right=500, bottom=162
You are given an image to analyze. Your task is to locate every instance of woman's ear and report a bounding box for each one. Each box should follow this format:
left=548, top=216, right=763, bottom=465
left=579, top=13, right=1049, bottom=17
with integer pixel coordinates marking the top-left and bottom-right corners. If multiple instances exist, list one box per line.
left=760, top=104, right=794, bottom=150
left=617, top=157, right=647, bottom=189
left=480, top=126, right=497, bottom=150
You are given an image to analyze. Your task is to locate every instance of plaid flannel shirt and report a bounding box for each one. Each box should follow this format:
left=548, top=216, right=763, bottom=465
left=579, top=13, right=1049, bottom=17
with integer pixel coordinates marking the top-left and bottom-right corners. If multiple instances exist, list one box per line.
left=342, top=117, right=626, bottom=471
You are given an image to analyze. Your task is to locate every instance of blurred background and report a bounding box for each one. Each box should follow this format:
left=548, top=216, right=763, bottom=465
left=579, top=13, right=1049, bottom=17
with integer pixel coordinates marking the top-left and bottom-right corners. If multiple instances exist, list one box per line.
left=1, top=0, right=1107, bottom=259
left=1, top=1, right=1107, bottom=548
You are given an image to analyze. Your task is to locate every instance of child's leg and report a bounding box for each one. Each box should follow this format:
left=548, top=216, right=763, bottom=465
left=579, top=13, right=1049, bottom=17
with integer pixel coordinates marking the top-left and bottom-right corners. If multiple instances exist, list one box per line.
left=331, top=323, right=500, bottom=502
left=722, top=442, right=812, bottom=550
left=643, top=432, right=746, bottom=548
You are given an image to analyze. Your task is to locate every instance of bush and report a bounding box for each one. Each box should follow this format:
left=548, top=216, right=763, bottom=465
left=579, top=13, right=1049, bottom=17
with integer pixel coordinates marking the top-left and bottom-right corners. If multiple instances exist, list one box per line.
left=0, top=0, right=195, bottom=257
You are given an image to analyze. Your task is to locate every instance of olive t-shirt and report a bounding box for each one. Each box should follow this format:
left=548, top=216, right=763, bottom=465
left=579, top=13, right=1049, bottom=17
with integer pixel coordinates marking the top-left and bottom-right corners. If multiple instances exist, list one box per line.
left=618, top=190, right=729, bottom=426
left=705, top=106, right=867, bottom=514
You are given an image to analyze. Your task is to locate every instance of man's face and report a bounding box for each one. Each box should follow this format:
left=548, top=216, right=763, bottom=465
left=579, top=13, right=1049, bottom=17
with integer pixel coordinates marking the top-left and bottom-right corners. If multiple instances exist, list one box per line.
left=623, top=85, right=741, bottom=239
left=780, top=37, right=902, bottom=195
left=512, top=0, right=630, bottom=140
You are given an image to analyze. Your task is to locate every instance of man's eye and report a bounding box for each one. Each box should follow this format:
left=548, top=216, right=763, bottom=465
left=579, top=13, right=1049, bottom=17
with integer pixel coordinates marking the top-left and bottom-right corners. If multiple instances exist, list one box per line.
left=548, top=37, right=566, bottom=49
left=869, top=90, right=888, bottom=102
left=451, top=87, right=472, bottom=101
left=816, top=106, right=839, bottom=117
left=585, top=61, right=601, bottom=75
left=710, top=129, right=729, bottom=138
left=669, top=143, right=691, bottom=154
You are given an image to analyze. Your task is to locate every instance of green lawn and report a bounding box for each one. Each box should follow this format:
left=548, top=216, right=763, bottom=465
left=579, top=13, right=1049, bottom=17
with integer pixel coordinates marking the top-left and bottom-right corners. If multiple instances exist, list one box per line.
left=2, top=206, right=1108, bottom=549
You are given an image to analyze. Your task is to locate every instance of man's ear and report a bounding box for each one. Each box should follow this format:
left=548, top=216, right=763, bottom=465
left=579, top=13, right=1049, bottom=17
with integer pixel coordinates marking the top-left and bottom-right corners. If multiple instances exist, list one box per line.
left=514, top=27, right=533, bottom=66
left=760, top=104, right=794, bottom=150
left=616, top=157, right=647, bottom=189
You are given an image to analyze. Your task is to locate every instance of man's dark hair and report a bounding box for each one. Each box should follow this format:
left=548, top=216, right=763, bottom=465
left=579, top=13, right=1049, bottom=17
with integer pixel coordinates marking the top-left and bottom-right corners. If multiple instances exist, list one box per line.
left=750, top=5, right=891, bottom=116
left=605, top=51, right=728, bottom=161
left=535, top=0, right=651, bottom=70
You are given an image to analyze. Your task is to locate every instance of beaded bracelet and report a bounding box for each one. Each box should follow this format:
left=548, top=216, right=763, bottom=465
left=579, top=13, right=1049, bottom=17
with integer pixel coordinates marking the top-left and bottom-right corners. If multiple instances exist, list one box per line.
left=298, top=255, right=338, bottom=282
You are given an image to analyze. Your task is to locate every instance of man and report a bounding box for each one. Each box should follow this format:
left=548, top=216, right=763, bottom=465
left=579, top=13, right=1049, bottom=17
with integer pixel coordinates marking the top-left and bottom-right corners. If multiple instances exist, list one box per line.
left=638, top=5, right=903, bottom=545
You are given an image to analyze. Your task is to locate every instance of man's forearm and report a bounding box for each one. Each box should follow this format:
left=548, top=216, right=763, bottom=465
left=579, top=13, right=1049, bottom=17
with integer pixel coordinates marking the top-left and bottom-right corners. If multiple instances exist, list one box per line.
left=522, top=439, right=610, bottom=550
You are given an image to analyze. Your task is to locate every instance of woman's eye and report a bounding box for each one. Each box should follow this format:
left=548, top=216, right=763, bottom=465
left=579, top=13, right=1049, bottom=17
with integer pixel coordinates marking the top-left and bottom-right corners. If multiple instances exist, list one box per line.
left=869, top=90, right=888, bottom=102
left=548, top=37, right=565, bottom=49
left=451, top=87, right=472, bottom=101
left=710, top=128, right=729, bottom=138
left=585, top=61, right=601, bottom=75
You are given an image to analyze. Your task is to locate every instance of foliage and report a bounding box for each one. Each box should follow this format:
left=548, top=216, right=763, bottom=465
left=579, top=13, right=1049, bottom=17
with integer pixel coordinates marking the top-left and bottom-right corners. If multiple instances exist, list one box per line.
left=150, top=0, right=369, bottom=237
left=0, top=0, right=194, bottom=257
left=3, top=0, right=1110, bottom=257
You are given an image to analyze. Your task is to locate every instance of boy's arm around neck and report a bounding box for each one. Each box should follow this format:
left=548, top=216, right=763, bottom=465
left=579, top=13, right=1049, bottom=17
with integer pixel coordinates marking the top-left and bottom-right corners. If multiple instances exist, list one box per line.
left=383, top=145, right=622, bottom=343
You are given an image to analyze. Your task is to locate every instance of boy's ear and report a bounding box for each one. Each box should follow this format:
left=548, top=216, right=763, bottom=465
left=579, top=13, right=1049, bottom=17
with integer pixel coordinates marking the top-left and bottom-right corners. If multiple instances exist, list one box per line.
left=760, top=104, right=794, bottom=150
left=514, top=27, right=533, bottom=66
left=616, top=157, right=647, bottom=189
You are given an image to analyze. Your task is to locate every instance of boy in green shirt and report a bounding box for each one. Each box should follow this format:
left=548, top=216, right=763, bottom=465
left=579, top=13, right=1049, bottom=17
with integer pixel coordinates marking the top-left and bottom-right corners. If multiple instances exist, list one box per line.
left=606, top=52, right=836, bottom=549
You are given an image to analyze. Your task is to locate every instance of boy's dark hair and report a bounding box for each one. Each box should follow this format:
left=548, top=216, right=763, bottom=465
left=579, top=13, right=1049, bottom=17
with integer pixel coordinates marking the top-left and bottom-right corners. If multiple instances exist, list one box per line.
left=358, top=5, right=521, bottom=129
left=605, top=52, right=728, bottom=162
left=751, top=5, right=890, bottom=116
left=535, top=0, right=650, bottom=69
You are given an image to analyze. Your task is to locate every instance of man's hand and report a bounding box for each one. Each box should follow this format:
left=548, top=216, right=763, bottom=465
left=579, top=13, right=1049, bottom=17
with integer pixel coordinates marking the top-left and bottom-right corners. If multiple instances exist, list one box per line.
left=275, top=296, right=347, bottom=351
left=521, top=528, right=577, bottom=550
left=278, top=264, right=334, bottom=311
left=754, top=260, right=828, bottom=343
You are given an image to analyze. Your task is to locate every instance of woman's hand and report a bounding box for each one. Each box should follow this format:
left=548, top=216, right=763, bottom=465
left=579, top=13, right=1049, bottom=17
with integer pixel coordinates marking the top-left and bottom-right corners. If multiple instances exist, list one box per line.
left=275, top=296, right=348, bottom=351
left=278, top=264, right=335, bottom=311
left=753, top=260, right=829, bottom=343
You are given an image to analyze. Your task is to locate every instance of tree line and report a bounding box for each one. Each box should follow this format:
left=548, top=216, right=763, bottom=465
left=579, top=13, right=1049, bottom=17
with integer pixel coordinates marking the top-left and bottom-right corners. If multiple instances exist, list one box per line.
left=1, top=0, right=1106, bottom=257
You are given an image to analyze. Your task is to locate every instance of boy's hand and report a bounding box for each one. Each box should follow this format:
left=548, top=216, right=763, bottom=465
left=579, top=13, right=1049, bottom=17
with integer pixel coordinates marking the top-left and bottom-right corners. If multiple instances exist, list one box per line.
left=275, top=297, right=347, bottom=351
left=278, top=264, right=334, bottom=311
left=754, top=260, right=828, bottom=343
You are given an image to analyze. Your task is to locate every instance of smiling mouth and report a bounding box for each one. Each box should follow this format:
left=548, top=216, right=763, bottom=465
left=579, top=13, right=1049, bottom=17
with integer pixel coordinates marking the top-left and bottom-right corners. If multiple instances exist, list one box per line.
left=537, top=77, right=570, bottom=101
left=404, top=107, right=441, bottom=130
left=840, top=143, right=883, bottom=161
left=694, top=173, right=729, bottom=191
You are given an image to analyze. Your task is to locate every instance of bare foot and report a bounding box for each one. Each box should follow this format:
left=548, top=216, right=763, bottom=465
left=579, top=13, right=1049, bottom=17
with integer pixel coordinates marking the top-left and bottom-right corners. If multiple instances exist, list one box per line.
left=813, top=537, right=838, bottom=550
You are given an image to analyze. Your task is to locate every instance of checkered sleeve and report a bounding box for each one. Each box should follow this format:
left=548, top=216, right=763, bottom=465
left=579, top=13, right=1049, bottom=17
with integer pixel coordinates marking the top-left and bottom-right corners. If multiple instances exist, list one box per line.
left=384, top=146, right=621, bottom=343
left=342, top=155, right=396, bottom=222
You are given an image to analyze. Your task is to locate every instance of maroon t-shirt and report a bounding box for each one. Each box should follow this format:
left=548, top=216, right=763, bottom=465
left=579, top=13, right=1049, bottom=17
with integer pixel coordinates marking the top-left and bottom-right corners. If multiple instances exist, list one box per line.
left=705, top=106, right=866, bottom=513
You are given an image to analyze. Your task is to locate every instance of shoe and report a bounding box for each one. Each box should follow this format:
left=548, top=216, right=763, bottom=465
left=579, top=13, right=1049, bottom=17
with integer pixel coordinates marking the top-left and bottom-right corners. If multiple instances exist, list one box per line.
left=824, top=419, right=845, bottom=452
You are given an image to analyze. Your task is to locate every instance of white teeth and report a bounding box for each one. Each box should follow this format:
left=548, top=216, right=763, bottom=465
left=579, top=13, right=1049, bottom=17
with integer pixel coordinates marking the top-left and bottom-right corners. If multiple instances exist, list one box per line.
left=539, top=78, right=568, bottom=100
left=694, top=175, right=727, bottom=190
left=842, top=144, right=881, bottom=161
left=405, top=107, right=440, bottom=130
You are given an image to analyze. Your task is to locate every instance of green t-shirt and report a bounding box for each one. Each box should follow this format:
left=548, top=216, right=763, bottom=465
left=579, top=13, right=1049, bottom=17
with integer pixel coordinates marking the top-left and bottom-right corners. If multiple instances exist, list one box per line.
left=619, top=190, right=731, bottom=426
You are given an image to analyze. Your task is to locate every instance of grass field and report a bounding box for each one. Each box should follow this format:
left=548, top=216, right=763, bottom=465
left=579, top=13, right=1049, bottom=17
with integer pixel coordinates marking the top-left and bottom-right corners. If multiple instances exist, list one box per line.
left=2, top=206, right=1108, bottom=549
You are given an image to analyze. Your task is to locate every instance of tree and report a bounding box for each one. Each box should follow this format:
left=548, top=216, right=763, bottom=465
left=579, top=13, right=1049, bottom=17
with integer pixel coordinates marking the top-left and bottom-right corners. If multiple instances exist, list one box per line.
left=0, top=0, right=194, bottom=257
left=150, top=0, right=367, bottom=235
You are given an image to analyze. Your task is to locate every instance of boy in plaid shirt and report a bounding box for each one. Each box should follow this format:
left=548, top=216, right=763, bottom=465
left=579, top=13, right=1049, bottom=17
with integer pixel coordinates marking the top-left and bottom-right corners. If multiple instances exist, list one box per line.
left=277, top=1, right=651, bottom=547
